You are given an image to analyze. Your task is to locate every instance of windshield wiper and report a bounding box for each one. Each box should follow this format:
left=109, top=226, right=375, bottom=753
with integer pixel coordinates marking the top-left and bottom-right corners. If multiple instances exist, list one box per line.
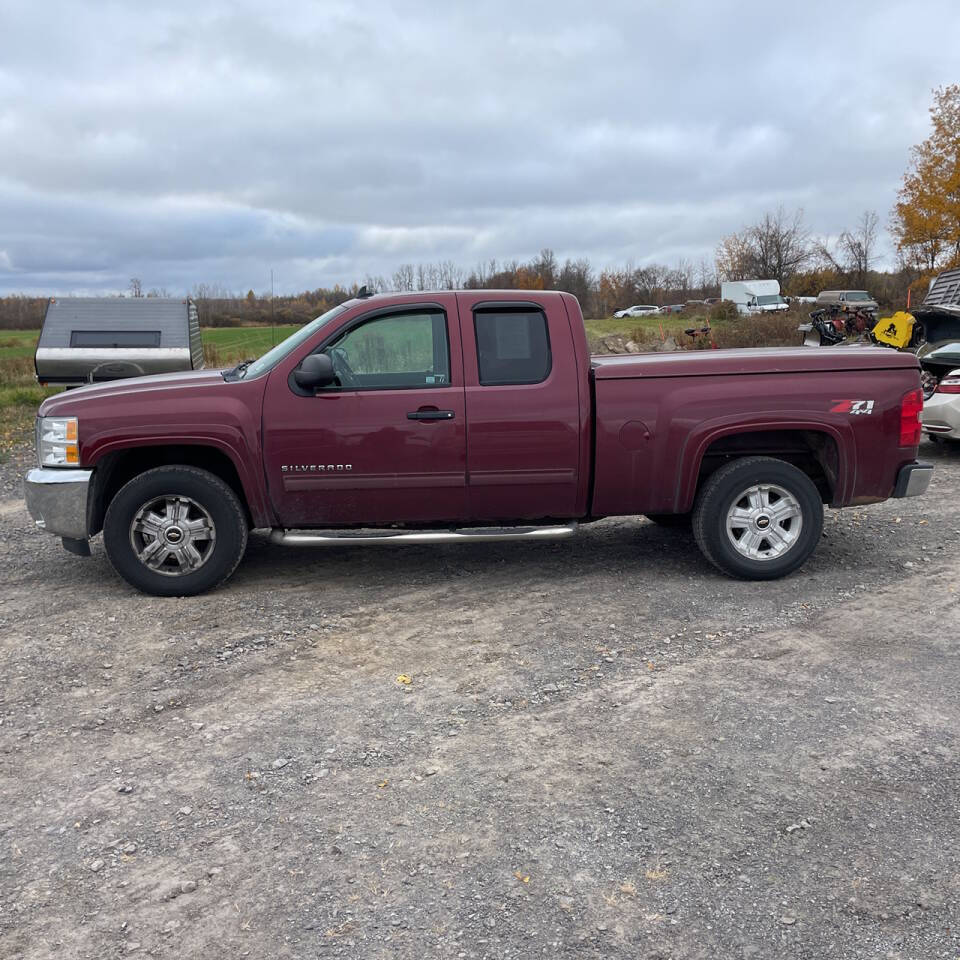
left=224, top=358, right=255, bottom=381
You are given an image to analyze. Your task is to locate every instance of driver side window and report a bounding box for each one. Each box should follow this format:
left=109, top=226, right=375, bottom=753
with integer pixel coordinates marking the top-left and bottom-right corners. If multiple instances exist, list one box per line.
left=324, top=310, right=450, bottom=390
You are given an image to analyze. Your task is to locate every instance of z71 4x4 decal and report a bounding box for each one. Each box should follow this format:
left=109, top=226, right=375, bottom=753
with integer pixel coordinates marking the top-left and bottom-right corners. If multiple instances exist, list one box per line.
left=830, top=399, right=875, bottom=415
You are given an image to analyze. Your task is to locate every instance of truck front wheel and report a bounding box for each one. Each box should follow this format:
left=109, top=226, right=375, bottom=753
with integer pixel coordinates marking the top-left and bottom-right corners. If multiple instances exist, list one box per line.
left=692, top=456, right=823, bottom=580
left=103, top=466, right=248, bottom=596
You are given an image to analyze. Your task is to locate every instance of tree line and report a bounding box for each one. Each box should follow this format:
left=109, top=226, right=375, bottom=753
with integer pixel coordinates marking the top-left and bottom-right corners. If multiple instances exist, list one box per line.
left=0, top=245, right=928, bottom=331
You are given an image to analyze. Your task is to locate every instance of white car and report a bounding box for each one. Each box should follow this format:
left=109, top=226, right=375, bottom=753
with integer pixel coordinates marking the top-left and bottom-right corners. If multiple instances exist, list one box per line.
left=920, top=368, right=960, bottom=439
left=613, top=304, right=660, bottom=318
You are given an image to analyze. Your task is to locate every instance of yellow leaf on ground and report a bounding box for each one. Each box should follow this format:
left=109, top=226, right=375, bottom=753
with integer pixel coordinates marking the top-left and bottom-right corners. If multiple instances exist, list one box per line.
left=396, top=675, right=412, bottom=684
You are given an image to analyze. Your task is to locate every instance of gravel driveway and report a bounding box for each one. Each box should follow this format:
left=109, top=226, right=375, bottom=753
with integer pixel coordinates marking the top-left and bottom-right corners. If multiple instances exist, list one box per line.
left=1, top=438, right=958, bottom=959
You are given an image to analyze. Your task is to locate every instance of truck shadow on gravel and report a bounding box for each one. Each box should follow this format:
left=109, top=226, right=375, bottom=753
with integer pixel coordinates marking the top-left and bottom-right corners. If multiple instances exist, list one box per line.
left=232, top=520, right=707, bottom=589
left=223, top=512, right=927, bottom=597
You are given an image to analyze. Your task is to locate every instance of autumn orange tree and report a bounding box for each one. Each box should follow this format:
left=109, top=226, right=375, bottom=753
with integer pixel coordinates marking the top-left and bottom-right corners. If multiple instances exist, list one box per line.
left=892, top=84, right=960, bottom=273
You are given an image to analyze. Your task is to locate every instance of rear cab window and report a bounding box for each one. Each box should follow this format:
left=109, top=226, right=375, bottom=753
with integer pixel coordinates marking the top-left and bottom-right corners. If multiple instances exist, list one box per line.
left=473, top=307, right=551, bottom=386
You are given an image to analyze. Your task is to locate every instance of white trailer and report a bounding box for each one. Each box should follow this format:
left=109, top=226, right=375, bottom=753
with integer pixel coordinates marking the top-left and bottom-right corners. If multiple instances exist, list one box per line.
left=720, top=280, right=788, bottom=315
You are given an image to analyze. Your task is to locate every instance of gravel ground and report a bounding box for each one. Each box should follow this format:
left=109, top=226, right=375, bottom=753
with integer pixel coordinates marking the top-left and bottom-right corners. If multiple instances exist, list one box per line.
left=1, top=437, right=959, bottom=959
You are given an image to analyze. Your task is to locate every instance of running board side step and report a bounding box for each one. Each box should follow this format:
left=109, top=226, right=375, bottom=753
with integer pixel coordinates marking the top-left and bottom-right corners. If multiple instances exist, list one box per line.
left=270, top=523, right=578, bottom=547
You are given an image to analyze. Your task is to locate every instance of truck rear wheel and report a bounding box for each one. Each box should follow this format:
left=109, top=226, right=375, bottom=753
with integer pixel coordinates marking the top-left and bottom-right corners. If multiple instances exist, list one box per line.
left=692, top=456, right=823, bottom=580
left=103, top=466, right=248, bottom=596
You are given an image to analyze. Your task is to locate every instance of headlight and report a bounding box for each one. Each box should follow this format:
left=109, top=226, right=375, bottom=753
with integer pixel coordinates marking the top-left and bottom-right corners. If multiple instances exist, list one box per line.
left=37, top=416, right=80, bottom=467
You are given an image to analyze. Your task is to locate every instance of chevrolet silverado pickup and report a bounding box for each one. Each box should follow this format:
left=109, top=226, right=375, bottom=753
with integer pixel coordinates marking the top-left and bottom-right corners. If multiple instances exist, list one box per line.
left=24, top=290, right=932, bottom=595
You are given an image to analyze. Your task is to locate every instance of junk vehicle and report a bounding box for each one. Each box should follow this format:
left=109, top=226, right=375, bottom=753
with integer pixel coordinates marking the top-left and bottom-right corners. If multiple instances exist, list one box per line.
left=799, top=269, right=960, bottom=395
left=913, top=268, right=960, bottom=395
left=799, top=304, right=884, bottom=347
left=613, top=304, right=660, bottom=318
left=920, top=361, right=960, bottom=439
left=815, top=290, right=879, bottom=313
left=720, top=280, right=789, bottom=315
left=24, top=289, right=931, bottom=596
left=34, top=297, right=203, bottom=387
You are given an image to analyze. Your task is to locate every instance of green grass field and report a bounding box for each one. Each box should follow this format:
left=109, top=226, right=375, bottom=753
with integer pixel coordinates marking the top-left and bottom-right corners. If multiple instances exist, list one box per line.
left=0, top=325, right=294, bottom=456
left=201, top=325, right=300, bottom=361
left=583, top=314, right=671, bottom=340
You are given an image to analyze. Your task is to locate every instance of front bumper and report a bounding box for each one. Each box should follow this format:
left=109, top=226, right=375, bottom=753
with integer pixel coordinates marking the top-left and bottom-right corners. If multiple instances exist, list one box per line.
left=892, top=461, right=933, bottom=498
left=23, top=467, right=92, bottom=540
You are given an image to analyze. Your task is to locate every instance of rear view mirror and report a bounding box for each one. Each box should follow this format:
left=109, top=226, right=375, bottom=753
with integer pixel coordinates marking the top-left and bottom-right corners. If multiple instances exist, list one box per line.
left=294, top=352, right=336, bottom=391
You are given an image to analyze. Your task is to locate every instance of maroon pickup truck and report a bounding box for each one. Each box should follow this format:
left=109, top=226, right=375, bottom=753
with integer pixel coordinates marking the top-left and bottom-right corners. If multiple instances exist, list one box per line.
left=24, top=290, right=931, bottom=595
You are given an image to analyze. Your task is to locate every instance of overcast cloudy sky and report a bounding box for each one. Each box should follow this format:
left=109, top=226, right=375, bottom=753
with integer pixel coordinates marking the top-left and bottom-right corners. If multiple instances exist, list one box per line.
left=1, top=0, right=958, bottom=295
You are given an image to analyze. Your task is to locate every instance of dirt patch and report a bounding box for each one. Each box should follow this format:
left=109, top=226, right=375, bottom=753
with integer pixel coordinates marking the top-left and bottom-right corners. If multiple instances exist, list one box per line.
left=2, top=438, right=959, bottom=958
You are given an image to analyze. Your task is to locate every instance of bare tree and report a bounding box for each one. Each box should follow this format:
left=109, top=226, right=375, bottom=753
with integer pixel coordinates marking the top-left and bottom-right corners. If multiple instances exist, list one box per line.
left=129, top=278, right=143, bottom=298
left=532, top=249, right=558, bottom=289
left=675, top=258, right=695, bottom=298
left=392, top=264, right=415, bottom=291
left=696, top=258, right=718, bottom=297
left=558, top=257, right=593, bottom=305
left=748, top=207, right=810, bottom=283
left=839, top=210, right=880, bottom=284
left=437, top=260, right=465, bottom=289
left=813, top=210, right=881, bottom=285
left=716, top=207, right=811, bottom=284
left=417, top=264, right=432, bottom=290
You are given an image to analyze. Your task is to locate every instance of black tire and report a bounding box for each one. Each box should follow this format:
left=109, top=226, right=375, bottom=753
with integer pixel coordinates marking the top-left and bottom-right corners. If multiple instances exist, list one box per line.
left=645, top=512, right=692, bottom=529
left=692, top=456, right=823, bottom=581
left=103, top=466, right=248, bottom=596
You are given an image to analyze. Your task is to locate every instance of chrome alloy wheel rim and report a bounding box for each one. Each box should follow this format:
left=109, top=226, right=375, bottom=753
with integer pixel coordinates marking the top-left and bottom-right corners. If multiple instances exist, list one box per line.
left=725, top=483, right=803, bottom=561
left=129, top=495, right=217, bottom=576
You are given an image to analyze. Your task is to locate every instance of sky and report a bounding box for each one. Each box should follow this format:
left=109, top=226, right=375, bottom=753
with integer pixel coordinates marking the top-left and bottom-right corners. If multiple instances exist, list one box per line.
left=1, top=0, right=958, bottom=296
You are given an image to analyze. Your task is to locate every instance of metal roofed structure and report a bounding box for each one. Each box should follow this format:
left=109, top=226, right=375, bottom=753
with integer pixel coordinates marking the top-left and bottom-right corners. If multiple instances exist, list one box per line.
left=35, top=297, right=204, bottom=386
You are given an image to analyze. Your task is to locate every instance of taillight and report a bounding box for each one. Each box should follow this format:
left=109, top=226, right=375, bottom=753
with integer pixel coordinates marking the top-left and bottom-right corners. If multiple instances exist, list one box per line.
left=936, top=377, right=960, bottom=394
left=900, top=388, right=923, bottom=446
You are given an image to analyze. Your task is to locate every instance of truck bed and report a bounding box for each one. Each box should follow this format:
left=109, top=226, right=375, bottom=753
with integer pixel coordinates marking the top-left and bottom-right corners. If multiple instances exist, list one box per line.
left=591, top=345, right=919, bottom=379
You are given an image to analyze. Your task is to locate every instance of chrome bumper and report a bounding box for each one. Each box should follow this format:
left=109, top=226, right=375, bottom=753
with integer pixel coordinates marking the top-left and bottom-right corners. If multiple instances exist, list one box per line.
left=892, top=461, right=933, bottom=498
left=23, top=467, right=93, bottom=540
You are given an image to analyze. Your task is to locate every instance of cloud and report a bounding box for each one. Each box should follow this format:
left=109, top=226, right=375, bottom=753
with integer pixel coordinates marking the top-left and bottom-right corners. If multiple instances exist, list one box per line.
left=0, top=0, right=958, bottom=293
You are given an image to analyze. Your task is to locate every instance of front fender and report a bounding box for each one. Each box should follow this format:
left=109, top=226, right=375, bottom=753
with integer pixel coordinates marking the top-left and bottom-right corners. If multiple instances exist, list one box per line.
left=84, top=432, right=273, bottom=529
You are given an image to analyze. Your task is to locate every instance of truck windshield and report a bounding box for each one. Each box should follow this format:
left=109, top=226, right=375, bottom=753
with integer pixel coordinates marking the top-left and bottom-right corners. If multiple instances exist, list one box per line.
left=233, top=304, right=349, bottom=380
left=755, top=295, right=785, bottom=306
left=846, top=292, right=871, bottom=301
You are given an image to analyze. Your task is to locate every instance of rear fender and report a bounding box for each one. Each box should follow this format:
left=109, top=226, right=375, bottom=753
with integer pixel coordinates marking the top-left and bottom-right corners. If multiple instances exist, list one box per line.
left=676, top=417, right=854, bottom=513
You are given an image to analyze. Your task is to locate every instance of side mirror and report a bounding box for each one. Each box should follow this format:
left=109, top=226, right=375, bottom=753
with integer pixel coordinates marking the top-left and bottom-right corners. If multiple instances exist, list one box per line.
left=294, top=352, right=336, bottom=391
